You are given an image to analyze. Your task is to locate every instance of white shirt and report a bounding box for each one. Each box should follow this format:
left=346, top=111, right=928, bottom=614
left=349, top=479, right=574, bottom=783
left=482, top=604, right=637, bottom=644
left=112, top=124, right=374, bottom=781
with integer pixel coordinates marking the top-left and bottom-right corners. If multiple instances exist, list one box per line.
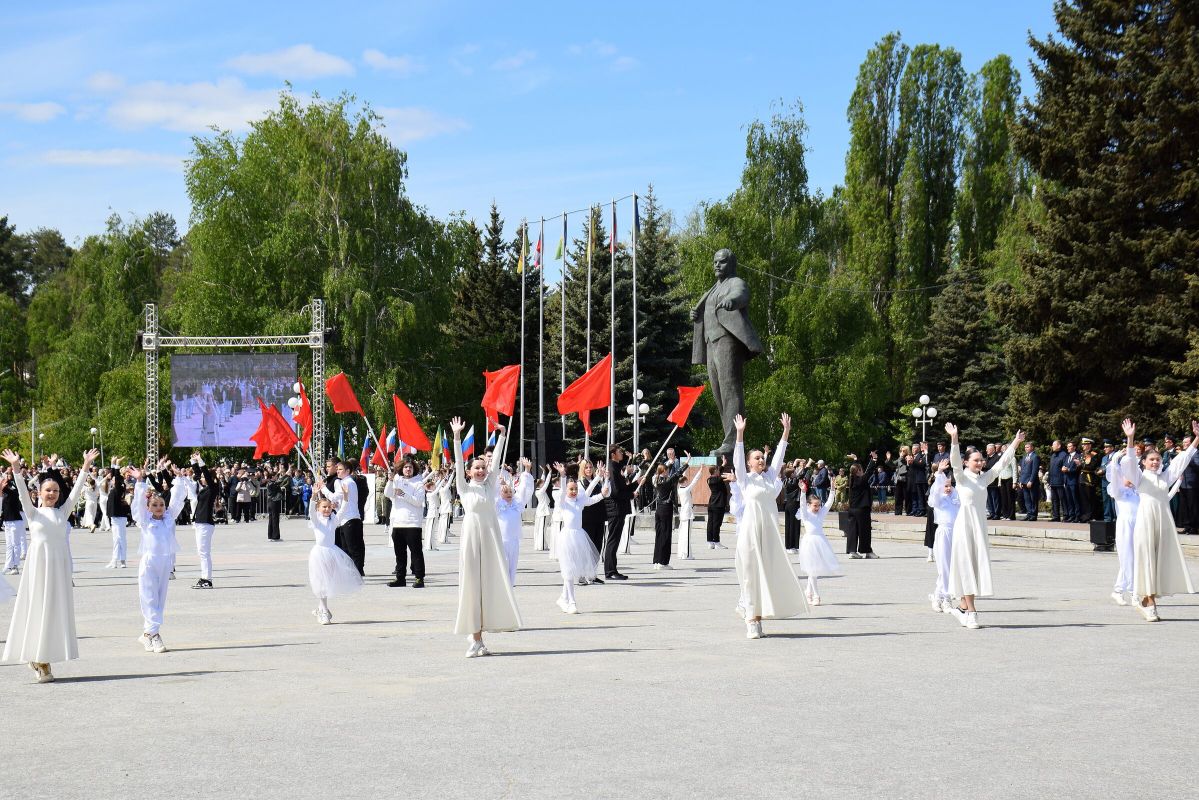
left=322, top=476, right=360, bottom=525
left=385, top=474, right=426, bottom=528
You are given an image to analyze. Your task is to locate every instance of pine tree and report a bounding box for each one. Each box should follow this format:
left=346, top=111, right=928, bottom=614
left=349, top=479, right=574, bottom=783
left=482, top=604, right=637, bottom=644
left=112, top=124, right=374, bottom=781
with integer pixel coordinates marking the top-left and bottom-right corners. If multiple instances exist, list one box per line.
left=1002, top=0, right=1199, bottom=442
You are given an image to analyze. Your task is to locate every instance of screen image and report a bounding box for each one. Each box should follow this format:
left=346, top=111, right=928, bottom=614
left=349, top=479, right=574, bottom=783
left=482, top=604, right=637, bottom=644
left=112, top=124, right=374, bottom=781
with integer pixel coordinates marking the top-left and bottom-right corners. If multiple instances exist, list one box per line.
left=170, top=353, right=298, bottom=448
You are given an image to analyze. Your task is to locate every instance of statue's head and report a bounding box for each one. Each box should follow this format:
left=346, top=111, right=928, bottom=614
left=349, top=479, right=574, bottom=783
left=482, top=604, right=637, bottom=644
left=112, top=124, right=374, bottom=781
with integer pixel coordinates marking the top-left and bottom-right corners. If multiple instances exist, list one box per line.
left=713, top=248, right=736, bottom=279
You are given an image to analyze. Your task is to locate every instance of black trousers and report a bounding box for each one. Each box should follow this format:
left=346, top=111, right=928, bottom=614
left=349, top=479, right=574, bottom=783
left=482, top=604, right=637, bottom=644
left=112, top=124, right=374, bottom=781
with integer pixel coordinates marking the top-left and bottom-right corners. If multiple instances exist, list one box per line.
left=894, top=482, right=907, bottom=517
left=267, top=499, right=282, bottom=540
left=1179, top=486, right=1199, bottom=534
left=846, top=507, right=872, bottom=554
left=583, top=516, right=605, bottom=553
left=706, top=508, right=725, bottom=542
left=653, top=506, right=673, bottom=565
left=1050, top=485, right=1065, bottom=521
left=236, top=500, right=254, bottom=522
left=1022, top=484, right=1039, bottom=520
left=391, top=526, right=424, bottom=581
left=999, top=479, right=1015, bottom=519
left=924, top=504, right=937, bottom=549
left=1078, top=483, right=1096, bottom=523
left=604, top=513, right=627, bottom=575
left=783, top=502, right=801, bottom=550
left=341, top=518, right=365, bottom=575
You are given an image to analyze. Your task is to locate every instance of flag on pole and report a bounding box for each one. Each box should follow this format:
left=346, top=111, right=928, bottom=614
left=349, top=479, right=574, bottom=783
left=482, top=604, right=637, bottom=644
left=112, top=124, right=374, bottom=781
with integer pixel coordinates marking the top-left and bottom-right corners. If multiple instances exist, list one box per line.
left=386, top=427, right=398, bottom=457
left=441, top=427, right=452, bottom=464
left=249, top=400, right=275, bottom=460
left=587, top=213, right=592, bottom=264
left=486, top=417, right=498, bottom=448
left=611, top=204, right=617, bottom=254
left=556, top=352, right=613, bottom=435
left=391, top=394, right=432, bottom=451
left=667, top=385, right=707, bottom=428
left=337, top=425, right=345, bottom=460
left=633, top=195, right=640, bottom=235
left=554, top=236, right=563, bottom=260
left=517, top=224, right=527, bottom=274
left=325, top=372, right=365, bottom=416
left=291, top=382, right=313, bottom=452
left=359, top=435, right=372, bottom=472
left=371, top=424, right=390, bottom=469
left=481, top=364, right=521, bottom=422
left=533, top=230, right=543, bottom=269
left=462, top=426, right=476, bottom=460
left=252, top=399, right=302, bottom=458
left=430, top=424, right=444, bottom=470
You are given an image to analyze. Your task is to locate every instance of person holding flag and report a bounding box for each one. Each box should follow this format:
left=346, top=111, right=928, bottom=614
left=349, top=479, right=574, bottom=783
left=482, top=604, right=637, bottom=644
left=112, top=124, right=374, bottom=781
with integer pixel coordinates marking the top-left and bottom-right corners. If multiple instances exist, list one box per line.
left=450, top=416, right=522, bottom=657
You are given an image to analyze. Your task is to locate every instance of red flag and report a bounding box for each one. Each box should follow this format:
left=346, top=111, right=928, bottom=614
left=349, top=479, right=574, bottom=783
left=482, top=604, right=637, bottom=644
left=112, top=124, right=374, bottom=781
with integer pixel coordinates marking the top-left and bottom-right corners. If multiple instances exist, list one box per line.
left=325, top=372, right=364, bottom=416
left=667, top=385, right=706, bottom=428
left=556, top=353, right=612, bottom=435
left=371, top=424, right=390, bottom=469
left=265, top=404, right=300, bottom=453
left=250, top=399, right=274, bottom=459
left=292, top=382, right=313, bottom=451
left=481, top=364, right=521, bottom=421
left=533, top=231, right=542, bottom=269
left=391, top=394, right=432, bottom=451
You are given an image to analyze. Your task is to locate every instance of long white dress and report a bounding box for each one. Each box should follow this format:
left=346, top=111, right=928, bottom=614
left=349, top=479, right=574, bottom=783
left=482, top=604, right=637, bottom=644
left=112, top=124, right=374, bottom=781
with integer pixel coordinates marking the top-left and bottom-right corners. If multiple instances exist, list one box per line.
left=2, top=472, right=86, bottom=664
left=1108, top=452, right=1138, bottom=595
left=734, top=439, right=807, bottom=620
left=453, top=433, right=522, bottom=635
left=797, top=489, right=840, bottom=577
left=1123, top=440, right=1196, bottom=599
left=948, top=436, right=1018, bottom=598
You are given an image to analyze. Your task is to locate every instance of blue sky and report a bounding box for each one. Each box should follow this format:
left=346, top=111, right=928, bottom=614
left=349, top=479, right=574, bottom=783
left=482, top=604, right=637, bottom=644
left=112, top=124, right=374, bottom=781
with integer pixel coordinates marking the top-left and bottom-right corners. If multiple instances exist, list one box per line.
left=1, top=1, right=1058, bottom=253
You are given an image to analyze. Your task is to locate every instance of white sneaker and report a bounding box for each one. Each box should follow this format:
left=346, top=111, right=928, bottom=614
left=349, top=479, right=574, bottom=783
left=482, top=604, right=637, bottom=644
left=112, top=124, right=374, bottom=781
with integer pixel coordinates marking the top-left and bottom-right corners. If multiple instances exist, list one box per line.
left=1138, top=603, right=1160, bottom=622
left=951, top=606, right=969, bottom=627
left=652, top=563, right=662, bottom=571
left=849, top=552, right=863, bottom=559
left=713, top=543, right=727, bottom=550
left=104, top=561, right=117, bottom=569
left=150, top=633, right=168, bottom=653
left=556, top=596, right=571, bottom=614
left=2, top=567, right=16, bottom=575
left=708, top=542, right=715, bottom=549
left=746, top=621, right=762, bottom=639
left=939, top=597, right=955, bottom=614
left=929, top=593, right=941, bottom=612
left=465, top=639, right=485, bottom=658
left=964, top=612, right=980, bottom=630
left=810, top=594, right=821, bottom=606
left=138, top=633, right=154, bottom=651
left=477, top=642, right=492, bottom=656
left=566, top=603, right=579, bottom=615
left=169, top=571, right=176, bottom=580
left=118, top=561, right=127, bottom=568
left=926, top=549, right=934, bottom=562
left=1110, top=591, right=1128, bottom=606
left=659, top=563, right=673, bottom=570
left=786, top=548, right=798, bottom=554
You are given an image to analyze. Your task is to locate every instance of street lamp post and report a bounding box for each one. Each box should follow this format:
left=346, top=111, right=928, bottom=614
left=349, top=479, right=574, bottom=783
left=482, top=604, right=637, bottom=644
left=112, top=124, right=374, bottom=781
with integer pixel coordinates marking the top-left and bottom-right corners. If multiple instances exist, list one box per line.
left=626, top=390, right=648, bottom=450
left=911, top=394, right=938, bottom=443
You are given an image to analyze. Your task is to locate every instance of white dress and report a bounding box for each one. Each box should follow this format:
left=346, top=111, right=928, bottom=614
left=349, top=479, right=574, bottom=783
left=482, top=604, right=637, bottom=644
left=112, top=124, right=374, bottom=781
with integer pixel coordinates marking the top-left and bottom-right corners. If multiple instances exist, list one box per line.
left=676, top=470, right=701, bottom=558
left=1108, top=452, right=1138, bottom=595
left=532, top=481, right=552, bottom=551
left=424, top=479, right=443, bottom=550
left=553, top=480, right=605, bottom=582
left=307, top=497, right=363, bottom=599
left=453, top=433, right=522, bottom=635
left=928, top=472, right=960, bottom=600
left=797, top=490, right=840, bottom=577
left=1123, top=441, right=1196, bottom=599
left=2, top=472, right=86, bottom=664
left=734, top=440, right=807, bottom=620
left=948, top=437, right=1018, bottom=598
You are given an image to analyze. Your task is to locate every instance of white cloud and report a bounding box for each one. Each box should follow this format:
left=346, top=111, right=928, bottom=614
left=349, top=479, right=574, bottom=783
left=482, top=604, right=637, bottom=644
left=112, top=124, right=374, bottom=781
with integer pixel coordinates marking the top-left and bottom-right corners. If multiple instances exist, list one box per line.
left=569, top=39, right=638, bottom=72
left=612, top=55, right=638, bottom=72
left=86, top=71, right=124, bottom=92
left=226, top=44, right=353, bottom=79
left=491, top=49, right=536, bottom=71
left=106, top=77, right=278, bottom=133
left=363, top=48, right=422, bottom=76
left=374, top=106, right=468, bottom=144
left=0, top=101, right=66, bottom=122
left=36, top=148, right=182, bottom=170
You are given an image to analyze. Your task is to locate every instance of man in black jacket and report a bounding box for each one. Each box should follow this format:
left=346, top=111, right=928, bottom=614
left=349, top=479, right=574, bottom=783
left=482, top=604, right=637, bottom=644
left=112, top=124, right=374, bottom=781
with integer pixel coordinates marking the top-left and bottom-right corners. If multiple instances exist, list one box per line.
left=908, top=447, right=928, bottom=516
left=603, top=446, right=632, bottom=580
left=705, top=463, right=730, bottom=550
left=190, top=457, right=218, bottom=588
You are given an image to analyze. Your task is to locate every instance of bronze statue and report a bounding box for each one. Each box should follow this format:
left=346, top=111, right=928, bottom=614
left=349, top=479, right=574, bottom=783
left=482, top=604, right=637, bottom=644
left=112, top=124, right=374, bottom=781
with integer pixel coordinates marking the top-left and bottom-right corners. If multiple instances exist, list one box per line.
left=690, top=248, right=764, bottom=457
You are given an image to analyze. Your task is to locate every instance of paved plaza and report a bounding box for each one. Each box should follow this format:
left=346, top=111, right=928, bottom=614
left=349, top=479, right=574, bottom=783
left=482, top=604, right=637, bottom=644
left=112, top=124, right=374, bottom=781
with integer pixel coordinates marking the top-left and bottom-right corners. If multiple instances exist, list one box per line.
left=4, top=517, right=1197, bottom=799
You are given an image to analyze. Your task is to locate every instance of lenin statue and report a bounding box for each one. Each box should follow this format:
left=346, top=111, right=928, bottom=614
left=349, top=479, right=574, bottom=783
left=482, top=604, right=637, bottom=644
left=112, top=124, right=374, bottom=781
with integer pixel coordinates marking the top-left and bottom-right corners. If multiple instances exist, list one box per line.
left=690, top=248, right=764, bottom=458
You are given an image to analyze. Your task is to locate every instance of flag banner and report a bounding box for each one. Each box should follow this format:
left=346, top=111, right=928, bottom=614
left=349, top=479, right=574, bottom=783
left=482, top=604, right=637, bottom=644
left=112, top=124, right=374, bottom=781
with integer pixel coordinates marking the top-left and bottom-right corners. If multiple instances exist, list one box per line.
left=481, top=364, right=521, bottom=420
left=462, top=425, right=476, bottom=460
left=253, top=399, right=300, bottom=459
left=554, top=236, right=564, bottom=260
left=292, top=382, right=313, bottom=451
left=391, top=394, right=432, bottom=451
left=441, top=427, right=452, bottom=464
left=250, top=399, right=274, bottom=460
left=667, top=385, right=707, bottom=428
left=430, top=425, right=444, bottom=470
left=610, top=204, right=617, bottom=254
left=371, top=424, right=390, bottom=469
left=337, top=425, right=345, bottom=460
left=517, top=226, right=527, bottom=274
left=359, top=435, right=372, bottom=472
left=557, top=352, right=613, bottom=435
left=534, top=231, right=543, bottom=269
left=325, top=372, right=365, bottom=416
left=633, top=195, right=640, bottom=235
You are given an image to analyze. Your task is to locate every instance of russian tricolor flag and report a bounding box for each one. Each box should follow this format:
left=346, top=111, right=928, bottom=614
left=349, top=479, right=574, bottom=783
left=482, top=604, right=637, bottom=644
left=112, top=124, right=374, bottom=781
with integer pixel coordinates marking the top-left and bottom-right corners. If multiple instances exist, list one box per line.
left=462, top=426, right=476, bottom=460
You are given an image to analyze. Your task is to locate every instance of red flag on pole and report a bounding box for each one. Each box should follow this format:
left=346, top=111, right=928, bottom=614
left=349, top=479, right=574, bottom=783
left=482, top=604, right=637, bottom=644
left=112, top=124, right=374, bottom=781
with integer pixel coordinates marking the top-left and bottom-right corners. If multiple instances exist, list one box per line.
left=391, top=394, right=432, bottom=451
left=292, top=382, right=313, bottom=451
left=667, top=385, right=706, bottom=428
left=250, top=399, right=274, bottom=459
left=265, top=404, right=300, bottom=452
left=556, top=353, right=612, bottom=435
left=481, top=364, right=521, bottom=421
left=325, top=372, right=365, bottom=416
left=371, top=424, right=390, bottom=469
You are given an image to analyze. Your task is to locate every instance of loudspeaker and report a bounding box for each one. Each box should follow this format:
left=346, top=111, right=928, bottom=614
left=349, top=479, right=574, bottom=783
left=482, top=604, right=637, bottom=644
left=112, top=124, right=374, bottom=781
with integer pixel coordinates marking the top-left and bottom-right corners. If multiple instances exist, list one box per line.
left=1089, top=520, right=1115, bottom=547
left=536, top=422, right=565, bottom=468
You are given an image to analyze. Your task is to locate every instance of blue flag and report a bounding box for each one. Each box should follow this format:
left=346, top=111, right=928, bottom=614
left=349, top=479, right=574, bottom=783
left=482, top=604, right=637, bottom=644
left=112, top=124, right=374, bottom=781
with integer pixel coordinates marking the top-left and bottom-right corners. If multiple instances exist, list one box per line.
left=337, top=425, right=345, bottom=460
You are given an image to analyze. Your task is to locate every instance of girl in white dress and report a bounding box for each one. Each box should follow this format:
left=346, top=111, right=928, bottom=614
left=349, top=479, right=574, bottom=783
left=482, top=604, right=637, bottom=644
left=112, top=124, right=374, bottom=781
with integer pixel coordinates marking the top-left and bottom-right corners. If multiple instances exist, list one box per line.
left=675, top=454, right=701, bottom=560
left=1119, top=418, right=1197, bottom=621
left=532, top=467, right=554, bottom=552
left=551, top=462, right=607, bottom=614
left=797, top=487, right=839, bottom=606
left=438, top=475, right=454, bottom=544
left=944, top=422, right=1024, bottom=629
left=2, top=447, right=100, bottom=683
left=130, top=462, right=190, bottom=654
left=1107, top=446, right=1138, bottom=606
left=495, top=459, right=534, bottom=586
left=81, top=472, right=99, bottom=530
left=450, top=417, right=522, bottom=657
left=733, top=413, right=807, bottom=639
left=310, top=469, right=364, bottom=624
left=927, top=460, right=960, bottom=613
left=423, top=471, right=444, bottom=552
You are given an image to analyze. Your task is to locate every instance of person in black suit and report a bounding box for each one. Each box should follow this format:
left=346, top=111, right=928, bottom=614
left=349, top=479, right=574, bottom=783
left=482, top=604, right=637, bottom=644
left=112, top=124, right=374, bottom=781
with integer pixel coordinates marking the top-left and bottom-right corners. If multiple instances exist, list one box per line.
left=1018, top=442, right=1040, bottom=521
left=651, top=464, right=683, bottom=569
left=846, top=452, right=880, bottom=557
left=603, top=446, right=632, bottom=580
left=908, top=447, right=928, bottom=515
left=705, top=463, right=730, bottom=549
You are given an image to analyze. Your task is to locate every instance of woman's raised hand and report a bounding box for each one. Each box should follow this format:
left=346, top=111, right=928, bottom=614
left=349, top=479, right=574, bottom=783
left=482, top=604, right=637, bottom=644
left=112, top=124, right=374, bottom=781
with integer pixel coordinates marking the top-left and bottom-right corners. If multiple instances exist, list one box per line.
left=1, top=449, right=20, bottom=468
left=553, top=461, right=566, bottom=474
left=1191, top=419, right=1198, bottom=438
left=1014, top=430, right=1026, bottom=445
left=450, top=416, right=465, bottom=434
left=1121, top=418, right=1135, bottom=439
left=733, top=414, right=747, bottom=432
left=780, top=412, right=791, bottom=434
left=944, top=422, right=958, bottom=439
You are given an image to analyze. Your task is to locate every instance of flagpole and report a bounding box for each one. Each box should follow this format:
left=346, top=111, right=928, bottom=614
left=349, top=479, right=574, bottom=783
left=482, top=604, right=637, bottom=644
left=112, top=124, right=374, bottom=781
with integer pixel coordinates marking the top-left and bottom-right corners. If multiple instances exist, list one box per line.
left=631, top=192, right=640, bottom=454
left=608, top=198, right=616, bottom=455
left=519, top=219, right=527, bottom=463
left=584, top=208, right=592, bottom=461
left=560, top=211, right=567, bottom=439
left=538, top=216, right=545, bottom=428
left=641, top=424, right=680, bottom=480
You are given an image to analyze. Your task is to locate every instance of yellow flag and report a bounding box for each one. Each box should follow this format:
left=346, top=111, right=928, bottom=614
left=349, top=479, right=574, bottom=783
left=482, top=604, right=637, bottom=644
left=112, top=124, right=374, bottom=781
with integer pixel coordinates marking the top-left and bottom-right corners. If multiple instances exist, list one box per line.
left=517, top=227, right=526, bottom=274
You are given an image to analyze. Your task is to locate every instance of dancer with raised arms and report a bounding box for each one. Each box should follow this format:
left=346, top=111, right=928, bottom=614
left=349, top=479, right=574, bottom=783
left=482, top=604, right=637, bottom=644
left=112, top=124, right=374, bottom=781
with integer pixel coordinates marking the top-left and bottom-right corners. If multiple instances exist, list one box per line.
left=451, top=417, right=521, bottom=657
left=2, top=447, right=99, bottom=683
left=129, top=459, right=190, bottom=654
left=927, top=459, right=960, bottom=614
left=733, top=412, right=807, bottom=639
left=311, top=466, right=364, bottom=624
left=1119, top=418, right=1197, bottom=621
left=797, top=484, right=839, bottom=606
left=944, top=422, right=1024, bottom=629
left=551, top=460, right=608, bottom=614
left=384, top=457, right=428, bottom=588
left=1106, top=442, right=1139, bottom=606
left=495, top=457, right=535, bottom=586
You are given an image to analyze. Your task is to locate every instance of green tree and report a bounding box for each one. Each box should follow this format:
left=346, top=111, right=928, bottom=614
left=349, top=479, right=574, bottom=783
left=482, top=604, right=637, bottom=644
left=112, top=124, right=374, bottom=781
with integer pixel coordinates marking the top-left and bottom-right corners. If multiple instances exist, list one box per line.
left=1002, top=0, right=1199, bottom=441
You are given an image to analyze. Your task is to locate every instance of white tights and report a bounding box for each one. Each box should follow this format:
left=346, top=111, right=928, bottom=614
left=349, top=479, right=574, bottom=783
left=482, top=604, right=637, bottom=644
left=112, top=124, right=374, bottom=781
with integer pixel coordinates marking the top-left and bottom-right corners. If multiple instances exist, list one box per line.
left=806, top=575, right=818, bottom=596
left=559, top=578, right=576, bottom=607
left=317, top=596, right=330, bottom=613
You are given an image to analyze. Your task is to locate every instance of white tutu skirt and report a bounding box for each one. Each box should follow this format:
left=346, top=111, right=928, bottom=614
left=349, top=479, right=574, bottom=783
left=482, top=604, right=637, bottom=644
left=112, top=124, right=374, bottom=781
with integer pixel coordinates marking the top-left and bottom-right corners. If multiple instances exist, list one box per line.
left=557, top=527, right=600, bottom=582
left=308, top=544, right=364, bottom=599
left=798, top=532, right=841, bottom=577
